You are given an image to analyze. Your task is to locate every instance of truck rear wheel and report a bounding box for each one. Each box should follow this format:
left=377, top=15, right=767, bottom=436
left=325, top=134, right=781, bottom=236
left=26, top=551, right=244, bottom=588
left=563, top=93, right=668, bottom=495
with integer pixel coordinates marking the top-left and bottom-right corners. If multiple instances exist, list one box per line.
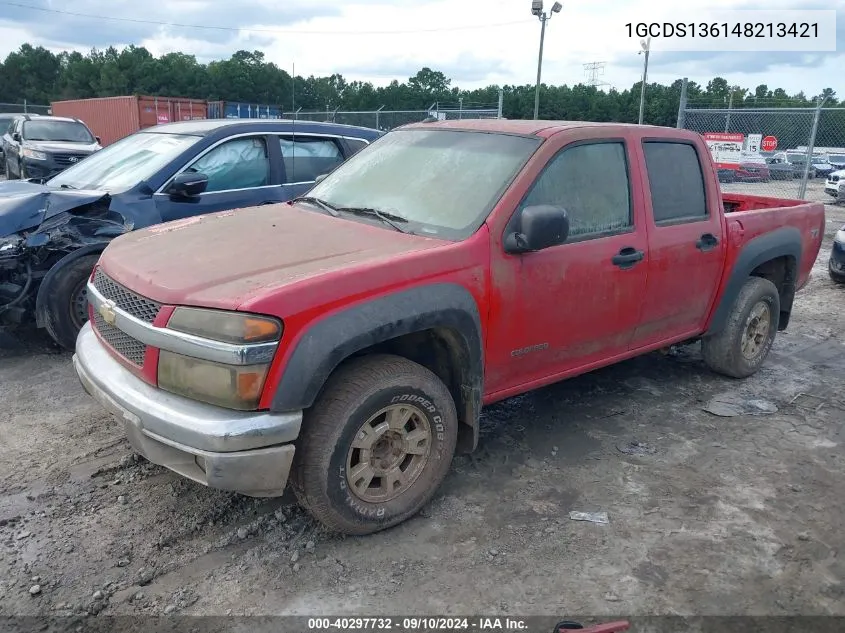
left=702, top=276, right=780, bottom=379
left=290, top=354, right=458, bottom=535
left=42, top=254, right=100, bottom=350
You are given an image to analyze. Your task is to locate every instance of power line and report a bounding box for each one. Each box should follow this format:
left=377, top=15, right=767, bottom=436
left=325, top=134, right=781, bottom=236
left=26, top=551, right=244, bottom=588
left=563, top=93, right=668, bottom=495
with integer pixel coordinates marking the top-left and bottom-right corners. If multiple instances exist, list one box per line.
left=583, top=61, right=610, bottom=89
left=0, top=1, right=533, bottom=35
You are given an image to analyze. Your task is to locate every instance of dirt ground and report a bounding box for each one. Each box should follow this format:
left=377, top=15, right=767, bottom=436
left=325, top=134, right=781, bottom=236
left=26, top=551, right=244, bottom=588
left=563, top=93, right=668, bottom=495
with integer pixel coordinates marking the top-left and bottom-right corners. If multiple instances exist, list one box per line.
left=0, top=203, right=844, bottom=620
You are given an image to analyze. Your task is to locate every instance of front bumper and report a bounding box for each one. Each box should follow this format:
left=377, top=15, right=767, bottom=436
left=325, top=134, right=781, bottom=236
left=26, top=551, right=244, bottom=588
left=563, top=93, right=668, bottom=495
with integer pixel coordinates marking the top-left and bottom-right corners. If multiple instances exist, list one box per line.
left=73, top=322, right=302, bottom=497
left=20, top=158, right=66, bottom=180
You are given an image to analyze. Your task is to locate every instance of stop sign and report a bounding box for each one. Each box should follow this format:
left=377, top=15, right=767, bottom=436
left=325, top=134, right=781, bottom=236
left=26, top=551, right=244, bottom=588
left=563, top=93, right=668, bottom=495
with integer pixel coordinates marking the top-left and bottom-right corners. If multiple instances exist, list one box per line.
left=762, top=135, right=778, bottom=152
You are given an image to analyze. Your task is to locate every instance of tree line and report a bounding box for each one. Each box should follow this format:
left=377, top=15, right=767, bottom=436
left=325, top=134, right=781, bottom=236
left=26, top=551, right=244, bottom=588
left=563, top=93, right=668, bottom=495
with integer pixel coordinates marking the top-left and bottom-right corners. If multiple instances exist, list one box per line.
left=0, top=44, right=838, bottom=130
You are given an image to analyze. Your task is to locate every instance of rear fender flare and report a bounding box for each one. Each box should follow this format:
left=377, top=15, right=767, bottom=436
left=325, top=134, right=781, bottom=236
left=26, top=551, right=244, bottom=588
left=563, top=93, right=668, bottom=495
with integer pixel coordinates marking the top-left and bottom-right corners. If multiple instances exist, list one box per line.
left=34, top=245, right=105, bottom=329
left=269, top=283, right=484, bottom=450
left=706, top=226, right=802, bottom=335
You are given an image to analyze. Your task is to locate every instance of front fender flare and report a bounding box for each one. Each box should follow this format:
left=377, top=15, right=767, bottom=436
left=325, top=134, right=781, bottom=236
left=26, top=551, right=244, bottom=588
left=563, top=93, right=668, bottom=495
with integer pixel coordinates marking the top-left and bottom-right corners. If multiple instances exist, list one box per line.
left=269, top=283, right=484, bottom=447
left=34, top=245, right=105, bottom=329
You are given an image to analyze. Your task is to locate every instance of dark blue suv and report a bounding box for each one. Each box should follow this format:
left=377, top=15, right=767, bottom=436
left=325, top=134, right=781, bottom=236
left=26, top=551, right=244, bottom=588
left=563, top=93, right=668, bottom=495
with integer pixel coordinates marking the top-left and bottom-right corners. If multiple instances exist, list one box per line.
left=0, top=119, right=382, bottom=348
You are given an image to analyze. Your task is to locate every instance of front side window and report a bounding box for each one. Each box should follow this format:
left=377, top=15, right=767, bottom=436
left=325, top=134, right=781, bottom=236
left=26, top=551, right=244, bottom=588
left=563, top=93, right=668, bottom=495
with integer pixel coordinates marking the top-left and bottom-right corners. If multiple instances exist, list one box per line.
left=279, top=137, right=344, bottom=183
left=521, top=142, right=632, bottom=239
left=187, top=136, right=270, bottom=193
left=307, top=129, right=541, bottom=240
left=643, top=142, right=707, bottom=224
left=23, top=120, right=94, bottom=143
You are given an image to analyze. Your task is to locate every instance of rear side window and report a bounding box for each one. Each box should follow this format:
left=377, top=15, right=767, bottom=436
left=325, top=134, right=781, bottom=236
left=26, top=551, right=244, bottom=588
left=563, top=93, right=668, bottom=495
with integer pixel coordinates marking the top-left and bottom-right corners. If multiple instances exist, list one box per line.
left=522, top=141, right=632, bottom=239
left=643, top=142, right=707, bottom=224
left=345, top=138, right=369, bottom=155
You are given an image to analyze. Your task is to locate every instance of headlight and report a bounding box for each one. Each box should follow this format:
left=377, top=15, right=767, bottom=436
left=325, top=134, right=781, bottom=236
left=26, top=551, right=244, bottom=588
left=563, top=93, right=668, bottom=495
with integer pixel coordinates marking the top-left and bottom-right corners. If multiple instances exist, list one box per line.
left=22, top=148, right=47, bottom=161
left=836, top=229, right=845, bottom=244
left=158, top=308, right=282, bottom=410
left=158, top=351, right=271, bottom=410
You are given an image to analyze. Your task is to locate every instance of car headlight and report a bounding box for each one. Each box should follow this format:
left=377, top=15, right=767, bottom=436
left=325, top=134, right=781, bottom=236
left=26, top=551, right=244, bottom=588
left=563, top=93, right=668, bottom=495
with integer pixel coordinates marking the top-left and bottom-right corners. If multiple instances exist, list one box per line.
left=158, top=308, right=283, bottom=410
left=836, top=229, right=845, bottom=244
left=22, top=148, right=47, bottom=161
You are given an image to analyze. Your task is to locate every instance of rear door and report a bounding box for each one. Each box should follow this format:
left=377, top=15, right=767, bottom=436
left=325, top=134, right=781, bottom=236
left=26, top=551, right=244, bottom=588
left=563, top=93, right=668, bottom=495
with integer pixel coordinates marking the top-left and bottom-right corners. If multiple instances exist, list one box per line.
left=154, top=134, right=284, bottom=222
left=631, top=138, right=726, bottom=348
left=277, top=135, right=347, bottom=200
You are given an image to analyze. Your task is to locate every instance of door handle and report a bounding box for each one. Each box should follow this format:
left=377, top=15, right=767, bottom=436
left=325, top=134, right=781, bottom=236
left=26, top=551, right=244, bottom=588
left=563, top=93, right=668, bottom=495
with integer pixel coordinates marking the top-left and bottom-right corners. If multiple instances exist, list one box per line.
left=611, top=247, right=645, bottom=269
left=696, top=233, right=719, bottom=251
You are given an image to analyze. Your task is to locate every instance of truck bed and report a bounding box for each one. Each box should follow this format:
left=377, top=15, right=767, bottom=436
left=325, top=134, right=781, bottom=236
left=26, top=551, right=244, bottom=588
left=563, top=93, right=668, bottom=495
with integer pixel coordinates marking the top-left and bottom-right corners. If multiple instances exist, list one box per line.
left=721, top=193, right=825, bottom=292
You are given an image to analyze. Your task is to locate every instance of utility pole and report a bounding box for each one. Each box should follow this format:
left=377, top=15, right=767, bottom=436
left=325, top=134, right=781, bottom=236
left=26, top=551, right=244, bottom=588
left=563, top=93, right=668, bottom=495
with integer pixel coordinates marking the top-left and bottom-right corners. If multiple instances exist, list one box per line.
left=531, top=1, right=563, bottom=120
left=637, top=37, right=651, bottom=125
left=725, top=90, right=734, bottom=133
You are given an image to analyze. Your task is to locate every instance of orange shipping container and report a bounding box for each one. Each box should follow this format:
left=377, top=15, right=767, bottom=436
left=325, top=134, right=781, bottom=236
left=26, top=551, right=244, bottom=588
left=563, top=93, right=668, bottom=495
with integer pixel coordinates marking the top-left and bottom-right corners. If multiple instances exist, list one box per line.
left=51, top=95, right=208, bottom=146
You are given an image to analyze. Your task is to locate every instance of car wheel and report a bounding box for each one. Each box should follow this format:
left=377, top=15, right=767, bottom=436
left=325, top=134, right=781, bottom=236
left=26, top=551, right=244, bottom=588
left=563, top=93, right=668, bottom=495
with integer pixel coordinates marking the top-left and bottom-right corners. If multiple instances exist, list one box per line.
left=290, top=354, right=458, bottom=535
left=5, top=158, right=17, bottom=180
left=702, top=277, right=780, bottom=379
left=41, top=253, right=100, bottom=350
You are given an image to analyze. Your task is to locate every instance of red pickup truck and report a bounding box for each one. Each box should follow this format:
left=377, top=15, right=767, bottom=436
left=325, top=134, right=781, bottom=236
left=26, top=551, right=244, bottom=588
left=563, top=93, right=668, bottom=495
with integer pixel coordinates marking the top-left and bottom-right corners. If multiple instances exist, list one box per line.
left=73, top=120, right=825, bottom=535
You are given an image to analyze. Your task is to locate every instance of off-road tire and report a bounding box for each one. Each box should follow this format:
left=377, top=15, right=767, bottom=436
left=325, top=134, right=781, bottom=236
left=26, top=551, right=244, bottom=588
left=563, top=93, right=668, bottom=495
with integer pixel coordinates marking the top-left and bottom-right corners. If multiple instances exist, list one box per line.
left=290, top=354, right=458, bottom=535
left=42, top=254, right=100, bottom=350
left=702, top=276, right=780, bottom=379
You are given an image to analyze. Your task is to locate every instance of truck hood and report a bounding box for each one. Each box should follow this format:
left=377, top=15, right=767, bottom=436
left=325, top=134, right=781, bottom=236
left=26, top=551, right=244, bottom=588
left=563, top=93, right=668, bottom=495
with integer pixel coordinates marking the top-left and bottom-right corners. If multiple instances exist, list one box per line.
left=99, top=203, right=451, bottom=309
left=0, top=180, right=110, bottom=236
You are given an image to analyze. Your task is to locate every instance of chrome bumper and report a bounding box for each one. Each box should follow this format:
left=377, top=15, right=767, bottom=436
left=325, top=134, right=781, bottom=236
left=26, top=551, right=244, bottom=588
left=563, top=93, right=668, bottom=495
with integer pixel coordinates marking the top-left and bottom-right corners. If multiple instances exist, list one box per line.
left=73, top=322, right=301, bottom=497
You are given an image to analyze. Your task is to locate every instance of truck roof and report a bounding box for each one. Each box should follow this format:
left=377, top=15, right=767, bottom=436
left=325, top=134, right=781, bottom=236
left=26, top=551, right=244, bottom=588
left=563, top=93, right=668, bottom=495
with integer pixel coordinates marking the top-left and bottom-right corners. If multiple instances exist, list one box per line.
left=401, top=119, right=686, bottom=139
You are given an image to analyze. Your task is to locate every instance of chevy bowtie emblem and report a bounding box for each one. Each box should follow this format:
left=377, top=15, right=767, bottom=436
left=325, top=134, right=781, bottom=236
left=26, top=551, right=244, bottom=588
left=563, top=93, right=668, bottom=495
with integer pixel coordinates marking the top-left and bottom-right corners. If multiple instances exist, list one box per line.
left=98, top=299, right=117, bottom=325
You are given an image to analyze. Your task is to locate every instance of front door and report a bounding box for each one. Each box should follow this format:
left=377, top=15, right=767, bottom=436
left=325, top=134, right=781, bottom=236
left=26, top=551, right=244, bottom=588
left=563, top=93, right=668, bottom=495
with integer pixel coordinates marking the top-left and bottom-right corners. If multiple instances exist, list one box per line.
left=154, top=135, right=283, bottom=222
left=486, top=135, right=649, bottom=396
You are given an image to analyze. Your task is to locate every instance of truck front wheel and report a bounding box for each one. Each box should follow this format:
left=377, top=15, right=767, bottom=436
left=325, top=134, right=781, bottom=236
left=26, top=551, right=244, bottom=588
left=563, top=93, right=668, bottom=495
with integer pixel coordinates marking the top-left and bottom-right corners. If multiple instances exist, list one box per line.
left=290, top=354, right=458, bottom=535
left=702, top=276, right=780, bottom=379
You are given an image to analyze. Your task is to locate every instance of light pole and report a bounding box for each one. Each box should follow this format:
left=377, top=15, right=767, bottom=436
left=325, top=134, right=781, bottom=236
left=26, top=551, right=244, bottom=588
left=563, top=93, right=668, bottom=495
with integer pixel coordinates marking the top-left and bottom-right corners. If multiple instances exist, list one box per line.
left=637, top=36, right=651, bottom=125
left=531, top=1, right=562, bottom=121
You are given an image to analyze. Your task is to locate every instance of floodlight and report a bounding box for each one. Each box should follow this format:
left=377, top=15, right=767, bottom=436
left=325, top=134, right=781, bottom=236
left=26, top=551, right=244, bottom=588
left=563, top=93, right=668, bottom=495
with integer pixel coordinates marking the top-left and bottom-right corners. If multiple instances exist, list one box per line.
left=551, top=2, right=562, bottom=13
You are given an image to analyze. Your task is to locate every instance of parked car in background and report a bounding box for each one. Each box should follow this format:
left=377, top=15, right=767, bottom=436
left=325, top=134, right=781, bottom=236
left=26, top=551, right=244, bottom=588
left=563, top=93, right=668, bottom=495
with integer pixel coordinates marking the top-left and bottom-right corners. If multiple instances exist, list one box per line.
left=3, top=115, right=101, bottom=180
left=0, top=112, right=37, bottom=165
left=781, top=151, right=834, bottom=179
left=765, top=155, right=798, bottom=180
left=827, top=154, right=845, bottom=170
left=830, top=219, right=845, bottom=283
left=73, top=120, right=824, bottom=535
left=0, top=119, right=382, bottom=349
left=824, top=170, right=845, bottom=199
left=735, top=155, right=770, bottom=182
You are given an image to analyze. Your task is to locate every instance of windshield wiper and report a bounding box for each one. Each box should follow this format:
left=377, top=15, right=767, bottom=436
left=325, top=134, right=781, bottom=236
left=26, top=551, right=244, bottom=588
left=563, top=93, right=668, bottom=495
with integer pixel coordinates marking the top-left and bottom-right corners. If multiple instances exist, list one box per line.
left=335, top=207, right=409, bottom=233
left=292, top=196, right=340, bottom=217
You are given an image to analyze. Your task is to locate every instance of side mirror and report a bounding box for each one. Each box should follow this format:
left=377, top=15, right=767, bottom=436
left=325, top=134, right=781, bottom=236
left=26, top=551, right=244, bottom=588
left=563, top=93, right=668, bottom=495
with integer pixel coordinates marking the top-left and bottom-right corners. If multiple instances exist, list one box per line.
left=12, top=133, right=21, bottom=142
left=314, top=173, right=328, bottom=184
left=167, top=172, right=208, bottom=198
left=95, top=136, right=101, bottom=144
left=504, top=205, right=569, bottom=254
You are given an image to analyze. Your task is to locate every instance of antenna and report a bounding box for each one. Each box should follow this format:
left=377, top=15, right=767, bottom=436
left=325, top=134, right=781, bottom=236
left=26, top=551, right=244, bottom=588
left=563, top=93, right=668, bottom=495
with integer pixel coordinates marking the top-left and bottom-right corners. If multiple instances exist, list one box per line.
left=583, top=61, right=610, bottom=89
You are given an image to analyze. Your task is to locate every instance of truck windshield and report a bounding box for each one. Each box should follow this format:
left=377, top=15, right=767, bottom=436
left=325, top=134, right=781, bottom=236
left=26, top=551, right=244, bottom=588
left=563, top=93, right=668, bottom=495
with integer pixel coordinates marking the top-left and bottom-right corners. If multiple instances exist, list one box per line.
left=47, top=132, right=200, bottom=192
left=23, top=120, right=94, bottom=143
left=306, top=129, right=541, bottom=240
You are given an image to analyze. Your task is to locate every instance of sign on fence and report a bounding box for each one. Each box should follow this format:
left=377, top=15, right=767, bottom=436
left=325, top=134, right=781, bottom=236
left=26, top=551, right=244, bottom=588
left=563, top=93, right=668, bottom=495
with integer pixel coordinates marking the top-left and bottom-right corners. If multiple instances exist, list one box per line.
left=762, top=135, right=778, bottom=152
left=746, top=133, right=762, bottom=154
left=703, top=132, right=744, bottom=168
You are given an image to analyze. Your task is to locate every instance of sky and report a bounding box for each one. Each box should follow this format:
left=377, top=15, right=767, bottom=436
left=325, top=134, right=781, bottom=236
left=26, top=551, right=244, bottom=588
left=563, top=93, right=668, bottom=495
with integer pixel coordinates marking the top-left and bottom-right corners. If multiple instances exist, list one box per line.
left=0, top=0, right=842, bottom=102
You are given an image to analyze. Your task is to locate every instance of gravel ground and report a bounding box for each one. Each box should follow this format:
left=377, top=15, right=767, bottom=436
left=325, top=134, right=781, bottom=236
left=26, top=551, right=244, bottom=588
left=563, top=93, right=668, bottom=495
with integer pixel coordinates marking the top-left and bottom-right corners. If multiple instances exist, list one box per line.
left=0, top=202, right=843, bottom=619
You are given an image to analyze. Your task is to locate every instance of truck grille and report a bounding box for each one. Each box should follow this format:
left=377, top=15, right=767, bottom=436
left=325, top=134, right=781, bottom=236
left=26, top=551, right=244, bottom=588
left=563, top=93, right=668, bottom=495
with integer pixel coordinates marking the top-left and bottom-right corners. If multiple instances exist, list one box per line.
left=830, top=174, right=840, bottom=183
left=93, top=269, right=161, bottom=323
left=54, top=153, right=88, bottom=166
left=90, top=269, right=161, bottom=368
left=91, top=311, right=148, bottom=367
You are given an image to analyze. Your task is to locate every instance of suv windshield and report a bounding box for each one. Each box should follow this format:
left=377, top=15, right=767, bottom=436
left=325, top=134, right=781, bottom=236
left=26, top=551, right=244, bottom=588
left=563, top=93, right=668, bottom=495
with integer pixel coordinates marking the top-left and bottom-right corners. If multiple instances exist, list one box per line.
left=23, top=120, right=94, bottom=143
left=48, top=132, right=200, bottom=192
left=306, top=129, right=541, bottom=240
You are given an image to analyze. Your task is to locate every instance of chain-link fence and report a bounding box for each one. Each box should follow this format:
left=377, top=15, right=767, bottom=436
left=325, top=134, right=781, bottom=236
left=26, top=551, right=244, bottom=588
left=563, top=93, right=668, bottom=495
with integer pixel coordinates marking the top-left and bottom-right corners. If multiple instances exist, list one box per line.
left=679, top=103, right=845, bottom=206
left=288, top=106, right=501, bottom=132
left=0, top=102, right=51, bottom=115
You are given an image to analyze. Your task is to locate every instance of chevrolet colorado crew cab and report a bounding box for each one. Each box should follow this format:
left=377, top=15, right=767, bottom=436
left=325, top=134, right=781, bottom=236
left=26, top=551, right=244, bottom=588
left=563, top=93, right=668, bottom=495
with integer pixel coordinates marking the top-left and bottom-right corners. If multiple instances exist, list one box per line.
left=73, top=120, right=825, bottom=535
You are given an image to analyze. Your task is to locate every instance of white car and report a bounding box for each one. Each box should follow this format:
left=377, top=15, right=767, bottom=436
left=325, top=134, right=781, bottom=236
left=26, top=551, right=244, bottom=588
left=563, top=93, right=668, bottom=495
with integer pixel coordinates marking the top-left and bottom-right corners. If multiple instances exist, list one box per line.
left=825, top=169, right=845, bottom=198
